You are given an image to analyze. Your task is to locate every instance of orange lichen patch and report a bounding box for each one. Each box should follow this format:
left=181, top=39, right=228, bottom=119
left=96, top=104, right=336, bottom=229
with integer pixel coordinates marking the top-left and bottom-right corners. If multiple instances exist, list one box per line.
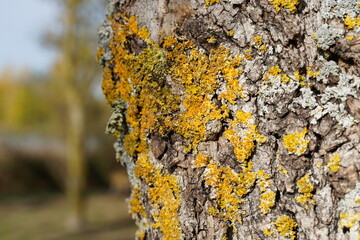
left=339, top=212, right=360, bottom=229
left=136, top=229, right=146, bottom=240
left=327, top=153, right=341, bottom=172
left=134, top=153, right=181, bottom=240
left=257, top=44, right=267, bottom=54
left=268, top=0, right=300, bottom=13
left=259, top=191, right=276, bottom=214
left=101, top=13, right=262, bottom=237
left=263, top=66, right=289, bottom=84
left=292, top=70, right=305, bottom=84
left=193, top=112, right=267, bottom=222
left=253, top=36, right=263, bottom=45
left=129, top=186, right=147, bottom=218
left=253, top=36, right=267, bottom=54
left=257, top=170, right=275, bottom=214
left=295, top=173, right=315, bottom=209
left=243, top=49, right=253, bottom=60
left=208, top=206, right=220, bottom=215
left=194, top=152, right=211, bottom=168
left=274, top=215, right=298, bottom=240
left=224, top=110, right=266, bottom=165
left=204, top=0, right=220, bottom=6
left=227, top=30, right=235, bottom=37
left=257, top=170, right=271, bottom=192
left=277, top=164, right=288, bottom=175
left=207, top=36, right=217, bottom=43
left=263, top=227, right=275, bottom=237
left=344, top=15, right=360, bottom=29
left=164, top=37, right=244, bottom=150
left=306, top=67, right=320, bottom=79
left=103, top=15, right=181, bottom=158
left=263, top=66, right=317, bottom=86
left=268, top=66, right=282, bottom=75
left=96, top=47, right=105, bottom=60
left=283, top=128, right=309, bottom=156
left=204, top=161, right=257, bottom=226
left=102, top=67, right=119, bottom=104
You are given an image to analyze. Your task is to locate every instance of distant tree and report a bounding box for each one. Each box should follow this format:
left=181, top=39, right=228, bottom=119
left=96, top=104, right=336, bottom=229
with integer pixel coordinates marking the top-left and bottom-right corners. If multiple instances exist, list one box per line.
left=99, top=0, right=360, bottom=239
left=51, top=0, right=105, bottom=231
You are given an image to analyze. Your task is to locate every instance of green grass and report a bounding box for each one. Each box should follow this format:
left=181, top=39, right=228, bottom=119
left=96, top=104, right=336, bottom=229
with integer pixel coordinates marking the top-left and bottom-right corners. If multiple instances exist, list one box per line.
left=0, top=192, right=137, bottom=240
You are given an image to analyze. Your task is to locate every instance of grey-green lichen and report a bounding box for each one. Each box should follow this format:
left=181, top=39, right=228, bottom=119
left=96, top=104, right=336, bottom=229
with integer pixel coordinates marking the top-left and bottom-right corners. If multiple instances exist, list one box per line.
left=315, top=24, right=344, bottom=50
left=258, top=73, right=299, bottom=117
left=105, top=99, right=127, bottom=137
left=292, top=67, right=360, bottom=127
left=320, top=0, right=360, bottom=20
left=336, top=181, right=360, bottom=240
left=98, top=20, right=114, bottom=65
left=316, top=60, right=339, bottom=84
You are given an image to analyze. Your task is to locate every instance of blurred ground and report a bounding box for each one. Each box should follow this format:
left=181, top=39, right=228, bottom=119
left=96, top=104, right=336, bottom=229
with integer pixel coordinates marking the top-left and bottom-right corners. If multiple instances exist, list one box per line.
left=0, top=192, right=137, bottom=240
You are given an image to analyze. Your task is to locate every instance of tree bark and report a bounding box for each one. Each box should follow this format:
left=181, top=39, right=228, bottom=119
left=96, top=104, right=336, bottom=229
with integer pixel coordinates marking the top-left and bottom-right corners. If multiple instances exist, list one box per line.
left=98, top=0, right=360, bottom=239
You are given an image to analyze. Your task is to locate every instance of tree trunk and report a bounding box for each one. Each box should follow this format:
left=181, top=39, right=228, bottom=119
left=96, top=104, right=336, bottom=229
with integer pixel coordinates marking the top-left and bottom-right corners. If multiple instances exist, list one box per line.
left=98, top=0, right=360, bottom=239
left=61, top=0, right=87, bottom=231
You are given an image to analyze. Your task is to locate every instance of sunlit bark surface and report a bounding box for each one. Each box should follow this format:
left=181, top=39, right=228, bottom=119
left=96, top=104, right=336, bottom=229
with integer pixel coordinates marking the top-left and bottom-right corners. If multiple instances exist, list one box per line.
left=99, top=0, right=360, bottom=239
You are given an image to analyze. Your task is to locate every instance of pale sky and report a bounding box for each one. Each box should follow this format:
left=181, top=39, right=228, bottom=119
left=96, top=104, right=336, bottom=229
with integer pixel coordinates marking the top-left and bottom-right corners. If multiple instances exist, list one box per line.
left=0, top=0, right=59, bottom=73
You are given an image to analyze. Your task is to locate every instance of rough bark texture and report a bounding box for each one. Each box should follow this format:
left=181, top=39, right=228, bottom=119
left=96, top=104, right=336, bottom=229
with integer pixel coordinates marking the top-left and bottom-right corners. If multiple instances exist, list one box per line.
left=98, top=0, right=360, bottom=239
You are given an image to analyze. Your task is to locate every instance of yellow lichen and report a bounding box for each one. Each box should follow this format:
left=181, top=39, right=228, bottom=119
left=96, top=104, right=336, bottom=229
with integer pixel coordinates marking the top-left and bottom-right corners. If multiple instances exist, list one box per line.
left=135, top=153, right=182, bottom=240
left=129, top=186, right=147, bottom=218
left=164, top=39, right=244, bottom=150
left=228, top=30, right=235, bottom=37
left=243, top=49, right=253, bottom=60
left=136, top=229, right=146, bottom=240
left=103, top=15, right=185, bottom=239
left=96, top=47, right=104, bottom=61
left=263, top=66, right=291, bottom=84
left=257, top=170, right=270, bottom=192
left=268, top=66, right=282, bottom=75
left=253, top=36, right=267, bottom=53
left=263, top=227, right=274, bottom=237
left=208, top=206, right=220, bottom=215
left=268, top=0, right=300, bottom=13
left=193, top=111, right=266, bottom=224
left=311, top=33, right=317, bottom=40
left=339, top=212, right=360, bottom=229
left=204, top=161, right=257, bottom=225
left=344, top=15, right=360, bottom=29
left=102, top=13, right=266, bottom=238
left=193, top=152, right=211, bottom=168
left=277, top=164, right=288, bottom=175
left=224, top=110, right=266, bottom=165
left=263, top=66, right=316, bottom=86
left=274, top=215, right=298, bottom=240
left=253, top=35, right=263, bottom=45
left=315, top=161, right=323, bottom=169
left=327, top=153, right=341, bottom=172
left=104, top=14, right=248, bottom=156
left=283, top=128, right=309, bottom=156
left=306, top=67, right=320, bottom=79
left=295, top=173, right=315, bottom=209
left=204, top=0, right=220, bottom=6
left=207, top=36, right=217, bottom=43
left=257, top=170, right=275, bottom=214
left=346, top=35, right=355, bottom=40
left=259, top=191, right=276, bottom=215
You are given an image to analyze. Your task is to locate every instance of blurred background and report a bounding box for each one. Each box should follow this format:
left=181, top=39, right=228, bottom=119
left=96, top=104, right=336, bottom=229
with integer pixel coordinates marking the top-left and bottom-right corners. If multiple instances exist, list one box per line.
left=0, top=0, right=136, bottom=239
